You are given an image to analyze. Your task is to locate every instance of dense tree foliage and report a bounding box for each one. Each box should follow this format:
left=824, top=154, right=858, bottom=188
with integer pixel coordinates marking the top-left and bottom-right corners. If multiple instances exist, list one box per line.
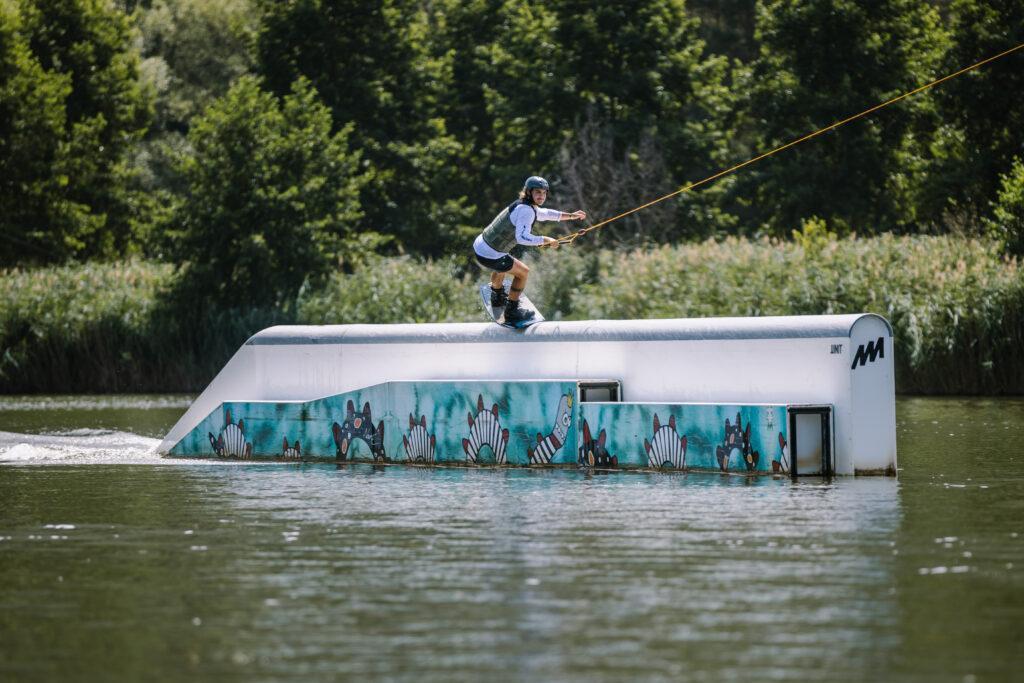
left=738, top=0, right=948, bottom=235
left=929, top=0, right=1024, bottom=225
left=129, top=0, right=259, bottom=251
left=256, top=0, right=465, bottom=254
left=136, top=0, right=256, bottom=134
left=1, top=0, right=150, bottom=264
left=167, top=76, right=367, bottom=310
left=688, top=0, right=758, bottom=62
left=554, top=0, right=735, bottom=242
left=1, top=1, right=71, bottom=264
left=987, top=158, right=1024, bottom=256
left=440, top=0, right=568, bottom=220
left=3, top=0, right=1024, bottom=274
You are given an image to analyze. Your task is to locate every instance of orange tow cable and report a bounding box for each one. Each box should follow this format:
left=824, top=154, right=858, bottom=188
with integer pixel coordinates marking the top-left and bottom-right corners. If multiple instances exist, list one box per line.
left=544, top=41, right=1024, bottom=247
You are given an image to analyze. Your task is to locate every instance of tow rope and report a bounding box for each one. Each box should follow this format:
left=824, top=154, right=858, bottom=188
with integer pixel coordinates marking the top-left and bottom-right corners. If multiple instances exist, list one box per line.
left=546, top=41, right=1024, bottom=247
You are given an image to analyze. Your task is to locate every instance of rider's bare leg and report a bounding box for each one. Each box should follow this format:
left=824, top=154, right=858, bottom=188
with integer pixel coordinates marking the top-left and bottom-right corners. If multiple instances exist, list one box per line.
left=508, top=259, right=529, bottom=301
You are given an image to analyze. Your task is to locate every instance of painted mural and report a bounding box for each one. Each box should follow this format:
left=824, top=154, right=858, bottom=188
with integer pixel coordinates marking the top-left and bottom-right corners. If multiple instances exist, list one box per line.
left=281, top=437, right=301, bottom=460
left=333, top=400, right=386, bottom=462
left=208, top=409, right=252, bottom=459
left=577, top=402, right=789, bottom=474
left=578, top=420, right=617, bottom=468
left=527, top=393, right=573, bottom=464
left=403, top=414, right=436, bottom=463
left=170, top=380, right=790, bottom=474
left=644, top=413, right=687, bottom=469
left=774, top=433, right=790, bottom=473
left=463, top=394, right=509, bottom=464
left=170, top=380, right=578, bottom=467
left=715, top=413, right=758, bottom=471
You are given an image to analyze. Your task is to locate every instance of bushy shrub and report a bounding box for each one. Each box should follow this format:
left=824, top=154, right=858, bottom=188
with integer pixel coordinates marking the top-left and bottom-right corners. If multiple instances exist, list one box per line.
left=3, top=235, right=1022, bottom=394
left=986, top=158, right=1024, bottom=257
left=527, top=247, right=602, bottom=320
left=168, top=76, right=369, bottom=311
left=0, top=260, right=288, bottom=392
left=297, top=256, right=480, bottom=325
left=567, top=234, right=1024, bottom=393
left=0, top=261, right=171, bottom=391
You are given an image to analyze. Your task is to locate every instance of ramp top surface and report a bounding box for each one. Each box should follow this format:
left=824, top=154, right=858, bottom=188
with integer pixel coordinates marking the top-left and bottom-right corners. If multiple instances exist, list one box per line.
left=246, top=314, right=891, bottom=346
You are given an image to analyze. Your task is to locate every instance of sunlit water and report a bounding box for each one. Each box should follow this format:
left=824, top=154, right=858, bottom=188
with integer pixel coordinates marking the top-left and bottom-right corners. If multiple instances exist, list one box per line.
left=0, top=395, right=1022, bottom=682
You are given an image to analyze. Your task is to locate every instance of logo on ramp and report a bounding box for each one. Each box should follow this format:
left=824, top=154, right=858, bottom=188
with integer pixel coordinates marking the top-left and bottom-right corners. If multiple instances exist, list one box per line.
left=851, top=337, right=884, bottom=370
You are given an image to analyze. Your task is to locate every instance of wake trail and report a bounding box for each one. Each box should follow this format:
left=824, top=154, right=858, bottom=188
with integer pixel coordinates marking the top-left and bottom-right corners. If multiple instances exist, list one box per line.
left=0, top=429, right=180, bottom=465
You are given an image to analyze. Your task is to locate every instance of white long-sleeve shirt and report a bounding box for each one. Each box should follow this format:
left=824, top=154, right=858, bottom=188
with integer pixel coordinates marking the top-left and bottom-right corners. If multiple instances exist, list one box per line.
left=474, top=205, right=562, bottom=259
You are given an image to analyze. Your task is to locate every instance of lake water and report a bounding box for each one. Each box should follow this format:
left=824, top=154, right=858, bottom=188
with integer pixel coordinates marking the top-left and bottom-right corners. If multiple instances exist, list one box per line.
left=0, top=395, right=1022, bottom=682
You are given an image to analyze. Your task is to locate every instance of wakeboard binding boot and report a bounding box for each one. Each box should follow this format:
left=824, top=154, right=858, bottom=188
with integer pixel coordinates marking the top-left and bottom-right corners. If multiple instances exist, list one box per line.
left=490, top=286, right=507, bottom=308
left=503, top=297, right=535, bottom=324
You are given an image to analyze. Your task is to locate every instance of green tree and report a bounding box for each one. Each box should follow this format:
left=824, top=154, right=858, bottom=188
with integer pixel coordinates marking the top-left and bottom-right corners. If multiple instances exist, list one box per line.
left=251, top=0, right=741, bottom=252
left=474, top=2, right=567, bottom=199
left=1, top=0, right=74, bottom=264
left=552, top=0, right=735, bottom=240
left=429, top=0, right=737, bottom=244
left=0, top=0, right=151, bottom=265
left=256, top=0, right=465, bottom=255
left=556, top=1, right=706, bottom=154
left=136, top=0, right=257, bottom=134
left=927, top=0, right=1024, bottom=226
left=169, top=76, right=370, bottom=310
left=129, top=0, right=259, bottom=253
left=688, top=0, right=758, bottom=63
left=986, top=158, right=1024, bottom=256
left=738, top=0, right=947, bottom=236
left=402, top=0, right=571, bottom=249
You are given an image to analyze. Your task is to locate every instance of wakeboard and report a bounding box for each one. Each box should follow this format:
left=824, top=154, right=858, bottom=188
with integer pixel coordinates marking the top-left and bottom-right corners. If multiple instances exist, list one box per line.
left=478, top=283, right=545, bottom=329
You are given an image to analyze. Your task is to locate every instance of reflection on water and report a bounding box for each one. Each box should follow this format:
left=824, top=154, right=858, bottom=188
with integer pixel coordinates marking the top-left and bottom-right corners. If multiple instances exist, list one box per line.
left=892, top=398, right=1024, bottom=682
left=0, top=397, right=1022, bottom=682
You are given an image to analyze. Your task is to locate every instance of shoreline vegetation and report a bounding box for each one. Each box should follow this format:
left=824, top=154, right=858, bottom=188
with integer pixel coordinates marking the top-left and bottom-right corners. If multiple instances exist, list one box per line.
left=4, top=2, right=1024, bottom=399
left=3, top=233, right=1021, bottom=396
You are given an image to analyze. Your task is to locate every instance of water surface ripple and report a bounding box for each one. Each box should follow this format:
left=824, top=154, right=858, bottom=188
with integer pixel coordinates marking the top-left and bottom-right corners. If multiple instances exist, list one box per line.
left=0, top=397, right=1022, bottom=682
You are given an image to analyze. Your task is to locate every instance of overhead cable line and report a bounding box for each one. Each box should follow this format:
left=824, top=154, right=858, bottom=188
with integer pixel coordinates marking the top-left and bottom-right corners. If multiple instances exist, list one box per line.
left=548, top=41, right=1024, bottom=247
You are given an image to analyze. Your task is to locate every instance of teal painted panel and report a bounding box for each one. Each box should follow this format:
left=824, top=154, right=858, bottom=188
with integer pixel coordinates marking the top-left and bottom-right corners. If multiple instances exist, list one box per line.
left=169, top=384, right=391, bottom=460
left=578, top=403, right=790, bottom=474
left=387, top=381, right=576, bottom=466
left=169, top=386, right=788, bottom=474
left=169, top=380, right=578, bottom=467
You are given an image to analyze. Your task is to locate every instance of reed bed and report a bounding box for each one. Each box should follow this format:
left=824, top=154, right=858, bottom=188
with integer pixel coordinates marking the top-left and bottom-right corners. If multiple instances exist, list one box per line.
left=0, top=261, right=289, bottom=393
left=2, top=235, right=1021, bottom=394
left=1, top=261, right=169, bottom=393
left=297, top=256, right=480, bottom=324
left=558, top=235, right=1024, bottom=394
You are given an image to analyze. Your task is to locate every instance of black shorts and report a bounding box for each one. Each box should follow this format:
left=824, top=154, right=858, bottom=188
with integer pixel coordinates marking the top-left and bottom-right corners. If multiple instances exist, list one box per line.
left=474, top=252, right=514, bottom=273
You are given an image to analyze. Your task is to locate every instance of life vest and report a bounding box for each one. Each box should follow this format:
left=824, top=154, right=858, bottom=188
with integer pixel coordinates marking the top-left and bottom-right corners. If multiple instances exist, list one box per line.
left=481, top=200, right=537, bottom=254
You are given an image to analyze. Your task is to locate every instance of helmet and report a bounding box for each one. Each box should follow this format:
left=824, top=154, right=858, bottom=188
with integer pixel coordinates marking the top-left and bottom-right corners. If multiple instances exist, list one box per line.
left=524, top=176, right=549, bottom=192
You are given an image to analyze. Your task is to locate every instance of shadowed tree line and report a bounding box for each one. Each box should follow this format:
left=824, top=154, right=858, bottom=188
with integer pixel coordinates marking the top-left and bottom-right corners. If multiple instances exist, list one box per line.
left=3, top=2, right=1024, bottom=274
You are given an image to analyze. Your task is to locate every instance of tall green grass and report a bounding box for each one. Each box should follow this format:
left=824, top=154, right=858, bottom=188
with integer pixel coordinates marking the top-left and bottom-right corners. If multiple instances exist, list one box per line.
left=1, top=261, right=169, bottom=393
left=297, top=256, right=480, bottom=324
left=554, top=235, right=1024, bottom=393
left=0, top=261, right=290, bottom=393
left=2, top=235, right=1022, bottom=394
